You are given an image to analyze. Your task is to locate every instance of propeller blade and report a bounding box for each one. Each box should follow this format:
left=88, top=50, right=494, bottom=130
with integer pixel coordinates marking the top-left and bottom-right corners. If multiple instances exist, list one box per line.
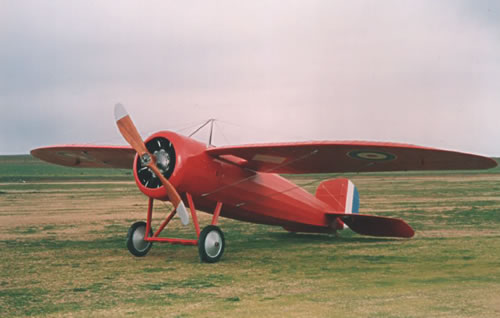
left=114, top=103, right=149, bottom=156
left=114, top=103, right=190, bottom=225
left=147, top=164, right=190, bottom=226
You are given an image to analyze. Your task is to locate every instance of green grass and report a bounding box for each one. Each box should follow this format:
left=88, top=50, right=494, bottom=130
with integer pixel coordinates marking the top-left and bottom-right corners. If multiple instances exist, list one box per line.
left=0, top=155, right=500, bottom=317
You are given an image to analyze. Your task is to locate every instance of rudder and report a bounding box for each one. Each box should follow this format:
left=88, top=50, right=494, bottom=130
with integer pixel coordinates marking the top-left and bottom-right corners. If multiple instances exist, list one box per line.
left=315, top=178, right=359, bottom=213
left=316, top=178, right=359, bottom=230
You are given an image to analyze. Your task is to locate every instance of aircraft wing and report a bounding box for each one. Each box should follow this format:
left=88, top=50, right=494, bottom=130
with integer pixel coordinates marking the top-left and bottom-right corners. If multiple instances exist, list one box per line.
left=31, top=145, right=135, bottom=169
left=206, top=141, right=497, bottom=174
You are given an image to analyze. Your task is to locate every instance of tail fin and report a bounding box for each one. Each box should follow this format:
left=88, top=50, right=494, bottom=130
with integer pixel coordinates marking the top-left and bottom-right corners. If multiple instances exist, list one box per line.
left=316, top=178, right=359, bottom=230
left=317, top=178, right=414, bottom=238
left=315, top=178, right=359, bottom=214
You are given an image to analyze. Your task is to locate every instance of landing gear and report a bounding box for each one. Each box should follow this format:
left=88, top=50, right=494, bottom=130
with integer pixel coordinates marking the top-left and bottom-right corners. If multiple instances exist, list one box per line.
left=126, top=221, right=153, bottom=257
left=198, top=225, right=225, bottom=263
left=127, top=196, right=225, bottom=262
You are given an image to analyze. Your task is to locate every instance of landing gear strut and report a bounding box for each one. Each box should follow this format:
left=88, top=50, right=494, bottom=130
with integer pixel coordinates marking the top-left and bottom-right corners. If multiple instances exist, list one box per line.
left=126, top=195, right=225, bottom=263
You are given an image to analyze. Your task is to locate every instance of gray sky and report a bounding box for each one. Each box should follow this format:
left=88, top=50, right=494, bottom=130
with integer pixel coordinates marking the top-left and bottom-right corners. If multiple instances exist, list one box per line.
left=1, top=0, right=499, bottom=156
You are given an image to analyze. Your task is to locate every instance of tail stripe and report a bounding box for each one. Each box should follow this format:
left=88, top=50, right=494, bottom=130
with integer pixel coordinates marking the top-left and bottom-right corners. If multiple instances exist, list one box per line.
left=345, top=181, right=354, bottom=214
left=352, top=187, right=360, bottom=213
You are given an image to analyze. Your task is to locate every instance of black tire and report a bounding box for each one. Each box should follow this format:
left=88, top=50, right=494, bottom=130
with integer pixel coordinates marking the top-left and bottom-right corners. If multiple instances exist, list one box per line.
left=198, top=225, right=225, bottom=263
left=126, top=221, right=153, bottom=257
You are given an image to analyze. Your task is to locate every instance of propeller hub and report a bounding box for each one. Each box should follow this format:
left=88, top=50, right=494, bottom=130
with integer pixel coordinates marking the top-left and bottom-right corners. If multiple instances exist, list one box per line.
left=140, top=153, right=152, bottom=165
left=154, top=149, right=171, bottom=175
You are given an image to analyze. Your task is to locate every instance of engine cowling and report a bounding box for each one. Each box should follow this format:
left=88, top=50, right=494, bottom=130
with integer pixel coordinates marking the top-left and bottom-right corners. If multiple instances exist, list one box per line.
left=133, top=131, right=209, bottom=201
left=135, top=136, right=176, bottom=190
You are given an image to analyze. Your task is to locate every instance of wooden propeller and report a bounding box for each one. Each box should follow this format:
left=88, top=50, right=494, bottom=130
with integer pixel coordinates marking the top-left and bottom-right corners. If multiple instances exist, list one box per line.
left=114, top=103, right=189, bottom=225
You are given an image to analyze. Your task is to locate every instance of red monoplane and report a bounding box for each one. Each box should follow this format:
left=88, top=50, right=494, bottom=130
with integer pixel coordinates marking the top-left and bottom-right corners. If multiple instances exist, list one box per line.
left=31, top=104, right=497, bottom=263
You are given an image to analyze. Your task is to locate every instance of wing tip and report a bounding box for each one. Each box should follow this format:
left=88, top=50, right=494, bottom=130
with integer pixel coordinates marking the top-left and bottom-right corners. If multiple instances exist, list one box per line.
left=485, top=157, right=499, bottom=169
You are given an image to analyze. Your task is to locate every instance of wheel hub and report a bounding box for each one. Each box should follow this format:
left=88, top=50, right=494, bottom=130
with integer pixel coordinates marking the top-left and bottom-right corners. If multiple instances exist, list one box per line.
left=205, top=231, right=223, bottom=258
left=132, top=225, right=149, bottom=252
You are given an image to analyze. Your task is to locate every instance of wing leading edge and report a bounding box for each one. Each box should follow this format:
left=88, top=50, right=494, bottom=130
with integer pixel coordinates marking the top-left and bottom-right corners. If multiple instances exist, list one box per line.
left=31, top=145, right=135, bottom=169
left=206, top=141, right=497, bottom=174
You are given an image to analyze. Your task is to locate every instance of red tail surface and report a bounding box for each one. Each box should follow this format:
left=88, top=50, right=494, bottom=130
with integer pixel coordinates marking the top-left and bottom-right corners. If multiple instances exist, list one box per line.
left=326, top=212, right=414, bottom=238
left=316, top=178, right=359, bottom=213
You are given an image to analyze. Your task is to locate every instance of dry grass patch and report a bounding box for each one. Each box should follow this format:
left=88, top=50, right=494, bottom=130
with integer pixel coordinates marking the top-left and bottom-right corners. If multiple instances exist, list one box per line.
left=1, top=168, right=500, bottom=317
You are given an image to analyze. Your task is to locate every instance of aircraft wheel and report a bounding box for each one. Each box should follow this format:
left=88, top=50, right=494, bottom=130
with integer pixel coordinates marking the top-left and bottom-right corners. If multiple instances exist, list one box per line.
left=198, top=225, right=225, bottom=263
left=126, top=221, right=153, bottom=257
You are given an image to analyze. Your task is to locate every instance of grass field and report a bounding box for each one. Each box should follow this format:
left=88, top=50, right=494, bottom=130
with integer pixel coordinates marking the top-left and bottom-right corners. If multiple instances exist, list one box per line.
left=1, top=155, right=500, bottom=317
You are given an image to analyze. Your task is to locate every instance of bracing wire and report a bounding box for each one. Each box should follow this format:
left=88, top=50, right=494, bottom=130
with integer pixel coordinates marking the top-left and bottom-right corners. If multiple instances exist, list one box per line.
left=201, top=149, right=320, bottom=198
left=210, top=160, right=376, bottom=208
left=217, top=119, right=308, bottom=143
left=214, top=121, right=231, bottom=145
left=188, top=119, right=214, bottom=138
left=174, top=120, right=212, bottom=134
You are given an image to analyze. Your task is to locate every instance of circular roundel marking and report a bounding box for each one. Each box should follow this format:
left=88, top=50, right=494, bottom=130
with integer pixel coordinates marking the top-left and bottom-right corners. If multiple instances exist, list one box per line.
left=347, top=150, right=396, bottom=161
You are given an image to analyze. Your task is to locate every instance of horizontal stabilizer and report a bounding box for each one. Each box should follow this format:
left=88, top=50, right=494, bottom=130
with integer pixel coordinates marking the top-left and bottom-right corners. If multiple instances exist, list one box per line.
left=326, top=212, right=414, bottom=238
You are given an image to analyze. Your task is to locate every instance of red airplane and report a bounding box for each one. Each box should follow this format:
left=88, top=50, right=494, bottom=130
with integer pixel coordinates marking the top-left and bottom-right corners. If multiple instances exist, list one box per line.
left=31, top=104, right=498, bottom=263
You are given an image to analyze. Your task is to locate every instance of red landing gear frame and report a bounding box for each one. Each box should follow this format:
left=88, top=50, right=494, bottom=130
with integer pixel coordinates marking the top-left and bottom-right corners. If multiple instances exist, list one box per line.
left=144, top=193, right=222, bottom=245
left=127, top=193, right=226, bottom=263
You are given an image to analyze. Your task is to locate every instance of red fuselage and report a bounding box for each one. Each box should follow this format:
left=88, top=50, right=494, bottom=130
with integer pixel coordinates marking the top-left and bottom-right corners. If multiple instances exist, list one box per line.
left=134, top=131, right=332, bottom=231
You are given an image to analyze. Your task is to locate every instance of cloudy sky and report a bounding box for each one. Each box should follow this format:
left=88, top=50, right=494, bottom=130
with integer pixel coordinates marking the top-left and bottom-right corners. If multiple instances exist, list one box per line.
left=1, top=0, right=499, bottom=156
